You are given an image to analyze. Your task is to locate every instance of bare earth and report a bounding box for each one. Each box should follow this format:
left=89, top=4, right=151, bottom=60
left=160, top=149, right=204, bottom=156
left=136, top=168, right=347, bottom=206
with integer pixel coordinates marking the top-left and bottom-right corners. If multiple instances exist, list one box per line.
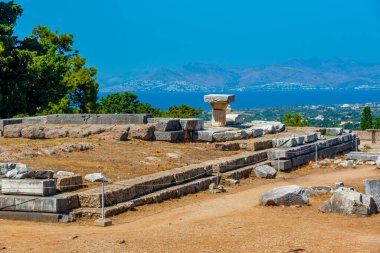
left=0, top=164, right=379, bottom=253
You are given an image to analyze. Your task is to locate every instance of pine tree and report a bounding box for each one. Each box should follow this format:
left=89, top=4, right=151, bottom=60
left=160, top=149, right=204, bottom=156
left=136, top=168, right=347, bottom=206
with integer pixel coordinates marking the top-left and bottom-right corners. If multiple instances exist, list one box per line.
left=374, top=116, right=380, bottom=129
left=360, top=106, right=373, bottom=130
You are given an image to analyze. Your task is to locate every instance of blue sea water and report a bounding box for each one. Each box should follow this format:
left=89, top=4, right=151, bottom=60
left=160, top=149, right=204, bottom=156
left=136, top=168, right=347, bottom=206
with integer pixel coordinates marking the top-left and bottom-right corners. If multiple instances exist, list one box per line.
left=99, top=90, right=380, bottom=110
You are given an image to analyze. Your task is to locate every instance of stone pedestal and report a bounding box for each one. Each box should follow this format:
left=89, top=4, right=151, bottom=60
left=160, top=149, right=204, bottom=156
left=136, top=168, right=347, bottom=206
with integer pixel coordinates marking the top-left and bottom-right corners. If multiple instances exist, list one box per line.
left=204, top=94, right=235, bottom=127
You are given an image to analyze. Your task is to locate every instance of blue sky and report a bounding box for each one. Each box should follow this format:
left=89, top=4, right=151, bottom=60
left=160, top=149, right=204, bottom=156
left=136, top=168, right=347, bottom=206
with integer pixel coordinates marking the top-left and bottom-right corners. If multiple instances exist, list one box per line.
left=14, top=0, right=380, bottom=83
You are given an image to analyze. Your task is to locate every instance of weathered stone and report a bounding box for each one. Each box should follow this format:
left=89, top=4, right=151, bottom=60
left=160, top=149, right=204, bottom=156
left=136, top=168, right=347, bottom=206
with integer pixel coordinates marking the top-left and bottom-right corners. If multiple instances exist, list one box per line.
left=84, top=173, right=109, bottom=183
left=344, top=152, right=380, bottom=162
left=179, top=118, right=204, bottom=131
left=147, top=118, right=181, bottom=132
left=363, top=179, right=380, bottom=207
left=16, top=151, right=39, bottom=159
left=1, top=179, right=56, bottom=196
left=56, top=171, right=75, bottom=176
left=253, top=140, right=272, bottom=151
left=338, top=160, right=355, bottom=168
left=315, top=185, right=332, bottom=193
left=68, top=129, right=91, bottom=138
left=225, top=178, right=239, bottom=184
left=271, top=159, right=292, bottom=171
left=21, top=125, right=46, bottom=139
left=129, top=124, right=155, bottom=140
left=272, top=137, right=297, bottom=148
left=44, top=127, right=69, bottom=139
left=215, top=142, right=241, bottom=151
left=303, top=132, right=318, bottom=143
left=0, top=195, right=70, bottom=213
left=254, top=165, right=277, bottom=178
left=377, top=156, right=380, bottom=169
left=259, top=185, right=309, bottom=206
left=193, top=127, right=231, bottom=142
left=250, top=121, right=285, bottom=132
left=154, top=131, right=184, bottom=142
left=213, top=130, right=248, bottom=142
left=26, top=170, right=54, bottom=179
left=3, top=124, right=23, bottom=138
left=2, top=163, right=29, bottom=178
left=334, top=182, right=345, bottom=189
left=326, top=127, right=343, bottom=136
left=56, top=175, right=83, bottom=192
left=294, top=136, right=305, bottom=145
left=226, top=114, right=244, bottom=125
left=250, top=128, right=264, bottom=137
left=319, top=189, right=378, bottom=216
left=204, top=94, right=235, bottom=103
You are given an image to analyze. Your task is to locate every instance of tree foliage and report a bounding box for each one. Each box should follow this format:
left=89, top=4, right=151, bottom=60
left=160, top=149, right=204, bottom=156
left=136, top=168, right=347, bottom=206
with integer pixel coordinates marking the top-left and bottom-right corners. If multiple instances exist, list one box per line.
left=0, top=1, right=98, bottom=118
left=360, top=106, right=372, bottom=130
left=373, top=116, right=380, bottom=129
left=283, top=112, right=307, bottom=127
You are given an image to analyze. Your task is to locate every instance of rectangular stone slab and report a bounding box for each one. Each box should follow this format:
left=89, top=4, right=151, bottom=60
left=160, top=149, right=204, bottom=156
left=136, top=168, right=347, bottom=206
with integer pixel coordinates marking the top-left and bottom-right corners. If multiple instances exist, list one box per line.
left=179, top=118, right=204, bottom=131
left=154, top=131, right=184, bottom=141
left=204, top=94, right=235, bottom=103
left=147, top=118, right=181, bottom=131
left=0, top=195, right=69, bottom=213
left=1, top=179, right=56, bottom=196
left=344, top=152, right=380, bottom=161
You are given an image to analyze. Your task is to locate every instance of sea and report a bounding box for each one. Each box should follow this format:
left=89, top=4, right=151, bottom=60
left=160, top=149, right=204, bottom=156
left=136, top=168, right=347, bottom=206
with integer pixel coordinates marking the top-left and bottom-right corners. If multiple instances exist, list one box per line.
left=99, top=90, right=380, bottom=110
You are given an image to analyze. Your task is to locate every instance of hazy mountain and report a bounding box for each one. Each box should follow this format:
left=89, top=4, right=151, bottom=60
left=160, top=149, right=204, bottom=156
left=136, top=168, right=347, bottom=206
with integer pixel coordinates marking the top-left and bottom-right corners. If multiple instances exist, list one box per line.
left=101, top=58, right=380, bottom=92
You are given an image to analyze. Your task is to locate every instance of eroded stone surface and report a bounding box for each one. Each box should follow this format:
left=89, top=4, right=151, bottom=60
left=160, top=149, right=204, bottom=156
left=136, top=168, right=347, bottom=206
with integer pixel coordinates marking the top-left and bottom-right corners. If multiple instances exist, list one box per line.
left=259, top=185, right=309, bottom=206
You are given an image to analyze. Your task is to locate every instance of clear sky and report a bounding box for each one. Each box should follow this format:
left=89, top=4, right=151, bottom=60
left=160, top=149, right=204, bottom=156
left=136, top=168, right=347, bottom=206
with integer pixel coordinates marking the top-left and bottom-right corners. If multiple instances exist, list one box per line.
left=14, top=0, right=380, bottom=82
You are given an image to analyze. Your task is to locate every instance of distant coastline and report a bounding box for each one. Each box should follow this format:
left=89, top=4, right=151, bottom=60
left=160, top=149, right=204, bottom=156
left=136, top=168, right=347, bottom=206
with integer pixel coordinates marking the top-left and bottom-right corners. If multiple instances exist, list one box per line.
left=98, top=89, right=380, bottom=110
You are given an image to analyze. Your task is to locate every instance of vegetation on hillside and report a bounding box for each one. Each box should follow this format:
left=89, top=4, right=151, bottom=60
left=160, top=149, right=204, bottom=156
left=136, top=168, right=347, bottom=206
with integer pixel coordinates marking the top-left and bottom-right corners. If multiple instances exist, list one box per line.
left=0, top=1, right=200, bottom=119
left=283, top=113, right=307, bottom=127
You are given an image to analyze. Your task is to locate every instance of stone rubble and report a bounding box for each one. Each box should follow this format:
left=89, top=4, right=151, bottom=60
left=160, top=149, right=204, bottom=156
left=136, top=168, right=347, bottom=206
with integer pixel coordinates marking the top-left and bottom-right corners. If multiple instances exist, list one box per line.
left=259, top=185, right=309, bottom=206
left=254, top=165, right=277, bottom=179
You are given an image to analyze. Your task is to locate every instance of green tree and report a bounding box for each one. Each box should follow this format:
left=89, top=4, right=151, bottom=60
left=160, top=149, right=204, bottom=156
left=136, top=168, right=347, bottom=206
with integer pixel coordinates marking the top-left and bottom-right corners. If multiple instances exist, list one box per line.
left=98, top=92, right=141, bottom=114
left=360, top=106, right=372, bottom=130
left=283, top=112, right=307, bottom=127
left=160, top=104, right=202, bottom=118
left=374, top=116, right=380, bottom=129
left=0, top=2, right=98, bottom=117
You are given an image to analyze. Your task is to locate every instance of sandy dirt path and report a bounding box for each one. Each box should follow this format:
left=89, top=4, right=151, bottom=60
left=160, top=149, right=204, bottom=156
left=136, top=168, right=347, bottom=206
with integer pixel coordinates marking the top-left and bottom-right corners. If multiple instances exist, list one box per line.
left=0, top=166, right=379, bottom=253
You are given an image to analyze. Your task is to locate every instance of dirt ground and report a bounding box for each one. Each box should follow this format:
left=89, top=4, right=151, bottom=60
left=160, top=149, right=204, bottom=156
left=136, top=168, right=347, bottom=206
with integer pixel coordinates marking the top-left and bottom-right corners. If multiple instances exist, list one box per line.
left=0, top=164, right=379, bottom=253
left=0, top=127, right=311, bottom=181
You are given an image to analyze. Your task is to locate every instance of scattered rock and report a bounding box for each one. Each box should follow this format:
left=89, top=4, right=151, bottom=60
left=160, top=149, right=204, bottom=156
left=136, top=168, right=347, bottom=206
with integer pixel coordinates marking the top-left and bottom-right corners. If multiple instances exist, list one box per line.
left=129, top=124, right=155, bottom=140
left=45, top=127, right=69, bottom=139
left=68, top=129, right=91, bottom=138
left=319, top=189, right=378, bottom=216
left=366, top=161, right=376, bottom=165
left=166, top=153, right=181, bottom=159
left=315, top=185, right=332, bottom=193
left=116, top=239, right=126, bottom=244
left=338, top=160, right=355, bottom=168
left=259, top=185, right=309, bottom=206
left=56, top=171, right=75, bottom=176
left=145, top=156, right=161, bottom=162
left=21, top=125, right=46, bottom=139
left=334, top=159, right=343, bottom=164
left=254, top=165, right=277, bottom=179
left=376, top=156, right=380, bottom=169
left=363, top=179, right=380, bottom=207
left=209, top=183, right=226, bottom=194
left=215, top=142, right=241, bottom=151
left=16, top=151, right=40, bottom=159
left=3, top=124, right=23, bottom=138
left=84, top=173, right=109, bottom=182
left=225, top=178, right=239, bottom=184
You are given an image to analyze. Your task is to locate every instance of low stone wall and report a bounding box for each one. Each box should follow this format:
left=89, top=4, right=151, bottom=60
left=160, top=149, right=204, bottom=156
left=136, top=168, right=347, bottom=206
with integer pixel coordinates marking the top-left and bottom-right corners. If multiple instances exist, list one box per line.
left=0, top=116, right=47, bottom=134
left=46, top=114, right=152, bottom=125
left=77, top=151, right=267, bottom=208
left=269, top=134, right=358, bottom=171
left=354, top=130, right=380, bottom=142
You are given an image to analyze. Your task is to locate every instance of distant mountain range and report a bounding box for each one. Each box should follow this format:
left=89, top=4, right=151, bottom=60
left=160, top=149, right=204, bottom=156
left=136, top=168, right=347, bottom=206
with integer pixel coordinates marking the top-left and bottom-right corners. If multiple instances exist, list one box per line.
left=100, top=58, right=380, bottom=93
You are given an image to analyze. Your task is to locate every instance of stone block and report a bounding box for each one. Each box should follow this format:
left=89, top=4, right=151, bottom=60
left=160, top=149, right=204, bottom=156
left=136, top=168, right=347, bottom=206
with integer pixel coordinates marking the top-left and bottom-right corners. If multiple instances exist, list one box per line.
left=94, top=218, right=112, bottom=227
left=271, top=159, right=292, bottom=171
left=0, top=195, right=69, bottom=213
left=179, top=118, right=204, bottom=131
left=226, top=114, right=244, bottom=125
left=212, top=130, right=249, bottom=142
left=1, top=179, right=56, bottom=196
left=260, top=185, right=309, bottom=206
left=344, top=152, right=380, bottom=162
left=326, top=127, right=343, bottom=136
left=272, top=137, right=297, bottom=148
left=363, top=179, right=380, bottom=207
left=56, top=175, right=83, bottom=192
left=193, top=127, right=230, bottom=142
left=253, top=140, right=273, bottom=151
left=294, top=136, right=305, bottom=145
left=154, top=131, right=184, bottom=142
left=204, top=94, right=235, bottom=103
left=304, top=132, right=318, bottom=143
left=147, top=118, right=181, bottom=131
